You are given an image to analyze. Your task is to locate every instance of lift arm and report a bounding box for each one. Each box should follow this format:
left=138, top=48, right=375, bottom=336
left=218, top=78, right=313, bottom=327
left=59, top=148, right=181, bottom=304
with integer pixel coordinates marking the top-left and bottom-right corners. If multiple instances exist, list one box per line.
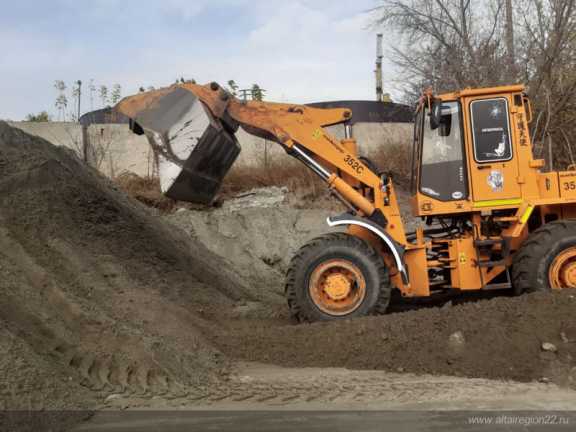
left=116, top=82, right=406, bottom=244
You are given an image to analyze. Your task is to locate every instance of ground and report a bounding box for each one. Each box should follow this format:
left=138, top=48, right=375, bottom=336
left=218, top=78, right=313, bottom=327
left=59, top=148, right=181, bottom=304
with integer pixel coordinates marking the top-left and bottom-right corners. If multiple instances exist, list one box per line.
left=99, top=362, right=576, bottom=411
left=1, top=122, right=575, bottom=432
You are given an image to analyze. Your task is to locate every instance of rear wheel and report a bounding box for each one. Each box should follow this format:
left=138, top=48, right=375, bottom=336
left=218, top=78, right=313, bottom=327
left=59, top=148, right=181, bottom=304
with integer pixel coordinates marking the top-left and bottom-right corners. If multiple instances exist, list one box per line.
left=512, top=220, right=576, bottom=293
left=285, top=233, right=391, bottom=322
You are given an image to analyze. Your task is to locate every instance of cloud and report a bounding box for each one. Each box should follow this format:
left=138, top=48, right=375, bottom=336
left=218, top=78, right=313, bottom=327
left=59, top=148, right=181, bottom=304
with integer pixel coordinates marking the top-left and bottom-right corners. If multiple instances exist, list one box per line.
left=129, top=0, right=389, bottom=102
left=235, top=1, right=386, bottom=102
left=0, top=0, right=395, bottom=120
left=160, top=0, right=207, bottom=21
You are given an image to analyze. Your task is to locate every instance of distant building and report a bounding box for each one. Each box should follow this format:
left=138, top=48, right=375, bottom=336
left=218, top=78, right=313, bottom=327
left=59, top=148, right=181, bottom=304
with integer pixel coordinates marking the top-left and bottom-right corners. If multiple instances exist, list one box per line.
left=79, top=107, right=129, bottom=126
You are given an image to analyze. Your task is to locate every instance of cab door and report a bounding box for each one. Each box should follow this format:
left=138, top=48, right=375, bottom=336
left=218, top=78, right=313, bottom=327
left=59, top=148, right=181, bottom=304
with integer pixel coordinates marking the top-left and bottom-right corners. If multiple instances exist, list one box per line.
left=465, top=96, right=521, bottom=202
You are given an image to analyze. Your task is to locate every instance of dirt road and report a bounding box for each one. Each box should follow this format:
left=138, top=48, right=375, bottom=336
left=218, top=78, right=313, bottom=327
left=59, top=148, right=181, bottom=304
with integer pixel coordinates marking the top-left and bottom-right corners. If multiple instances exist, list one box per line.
left=75, top=409, right=576, bottom=432
left=101, top=362, right=576, bottom=411
left=78, top=363, right=576, bottom=431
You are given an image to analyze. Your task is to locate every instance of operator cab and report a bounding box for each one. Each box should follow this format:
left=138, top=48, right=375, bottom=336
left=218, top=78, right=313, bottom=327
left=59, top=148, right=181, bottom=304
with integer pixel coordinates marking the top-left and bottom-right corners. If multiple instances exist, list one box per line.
left=412, top=101, right=468, bottom=203
left=411, top=87, right=523, bottom=218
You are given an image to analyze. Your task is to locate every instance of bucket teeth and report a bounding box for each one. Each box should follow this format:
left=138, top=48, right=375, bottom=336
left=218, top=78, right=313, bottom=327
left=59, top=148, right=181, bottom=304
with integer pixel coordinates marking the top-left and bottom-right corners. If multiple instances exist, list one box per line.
left=161, top=125, right=240, bottom=203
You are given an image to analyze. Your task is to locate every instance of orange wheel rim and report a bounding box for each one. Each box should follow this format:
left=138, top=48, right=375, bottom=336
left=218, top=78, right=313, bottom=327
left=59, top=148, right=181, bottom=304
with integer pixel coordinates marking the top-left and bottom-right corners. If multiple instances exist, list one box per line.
left=549, top=248, right=576, bottom=289
left=308, top=259, right=366, bottom=316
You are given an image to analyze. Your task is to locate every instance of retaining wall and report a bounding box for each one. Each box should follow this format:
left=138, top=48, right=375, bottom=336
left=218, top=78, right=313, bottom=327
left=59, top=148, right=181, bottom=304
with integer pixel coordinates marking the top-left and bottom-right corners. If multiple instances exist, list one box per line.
left=9, top=121, right=412, bottom=177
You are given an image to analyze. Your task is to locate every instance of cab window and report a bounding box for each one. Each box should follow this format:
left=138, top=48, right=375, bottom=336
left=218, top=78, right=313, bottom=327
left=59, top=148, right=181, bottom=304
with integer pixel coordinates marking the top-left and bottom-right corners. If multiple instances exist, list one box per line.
left=420, top=101, right=468, bottom=201
left=470, top=98, right=512, bottom=163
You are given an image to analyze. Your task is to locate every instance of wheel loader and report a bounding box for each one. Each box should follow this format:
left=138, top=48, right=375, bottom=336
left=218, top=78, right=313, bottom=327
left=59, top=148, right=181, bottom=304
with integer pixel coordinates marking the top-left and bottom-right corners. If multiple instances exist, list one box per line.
left=115, top=82, right=576, bottom=322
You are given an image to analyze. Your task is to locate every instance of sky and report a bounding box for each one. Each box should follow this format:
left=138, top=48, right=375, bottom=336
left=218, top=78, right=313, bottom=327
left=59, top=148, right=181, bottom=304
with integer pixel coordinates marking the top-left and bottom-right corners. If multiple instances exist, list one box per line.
left=0, top=0, right=396, bottom=120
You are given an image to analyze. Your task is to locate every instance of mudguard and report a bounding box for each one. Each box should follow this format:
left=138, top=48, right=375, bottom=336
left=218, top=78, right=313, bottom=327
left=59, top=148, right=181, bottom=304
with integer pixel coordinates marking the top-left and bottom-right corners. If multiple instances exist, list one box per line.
left=326, top=213, right=408, bottom=284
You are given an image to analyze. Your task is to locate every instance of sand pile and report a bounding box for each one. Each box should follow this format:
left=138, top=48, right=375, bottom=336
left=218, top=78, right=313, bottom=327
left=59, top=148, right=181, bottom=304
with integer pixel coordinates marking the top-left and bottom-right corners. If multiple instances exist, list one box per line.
left=0, top=122, right=252, bottom=408
left=167, top=205, right=337, bottom=305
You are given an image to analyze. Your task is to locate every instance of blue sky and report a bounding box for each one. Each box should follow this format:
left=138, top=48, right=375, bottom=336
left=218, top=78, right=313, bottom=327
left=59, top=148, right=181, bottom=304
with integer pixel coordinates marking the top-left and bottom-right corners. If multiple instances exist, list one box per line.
left=0, top=0, right=394, bottom=120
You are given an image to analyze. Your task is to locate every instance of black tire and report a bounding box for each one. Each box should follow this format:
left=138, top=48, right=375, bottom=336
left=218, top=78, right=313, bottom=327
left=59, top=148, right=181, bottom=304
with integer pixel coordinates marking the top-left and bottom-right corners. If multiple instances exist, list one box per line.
left=284, top=232, right=392, bottom=322
left=512, top=219, right=576, bottom=293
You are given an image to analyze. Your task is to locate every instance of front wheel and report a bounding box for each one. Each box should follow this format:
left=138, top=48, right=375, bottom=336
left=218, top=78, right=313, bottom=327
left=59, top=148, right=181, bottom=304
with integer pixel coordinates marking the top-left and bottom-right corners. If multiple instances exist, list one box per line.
left=284, top=233, right=391, bottom=322
left=513, top=220, right=576, bottom=292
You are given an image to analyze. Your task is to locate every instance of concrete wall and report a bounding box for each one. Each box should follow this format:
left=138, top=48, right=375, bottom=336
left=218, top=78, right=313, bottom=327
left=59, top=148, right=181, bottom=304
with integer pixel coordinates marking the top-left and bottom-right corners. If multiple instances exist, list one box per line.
left=9, top=121, right=412, bottom=176
left=9, top=122, right=154, bottom=178
left=10, top=122, right=83, bottom=151
left=87, top=124, right=154, bottom=177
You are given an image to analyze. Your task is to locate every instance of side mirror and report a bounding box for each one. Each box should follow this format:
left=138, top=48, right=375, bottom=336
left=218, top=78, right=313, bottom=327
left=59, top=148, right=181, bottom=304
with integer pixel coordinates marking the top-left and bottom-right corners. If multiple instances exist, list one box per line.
left=429, top=99, right=442, bottom=130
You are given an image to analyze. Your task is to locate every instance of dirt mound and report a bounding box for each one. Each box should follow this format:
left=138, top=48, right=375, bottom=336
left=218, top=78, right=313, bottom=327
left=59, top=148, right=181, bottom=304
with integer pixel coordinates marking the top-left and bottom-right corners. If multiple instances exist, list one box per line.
left=0, top=321, right=96, bottom=409
left=0, top=122, right=251, bottom=408
left=0, top=321, right=95, bottom=431
left=216, top=291, right=576, bottom=386
left=114, top=172, right=175, bottom=212
left=165, top=184, right=418, bottom=318
left=167, top=205, right=338, bottom=306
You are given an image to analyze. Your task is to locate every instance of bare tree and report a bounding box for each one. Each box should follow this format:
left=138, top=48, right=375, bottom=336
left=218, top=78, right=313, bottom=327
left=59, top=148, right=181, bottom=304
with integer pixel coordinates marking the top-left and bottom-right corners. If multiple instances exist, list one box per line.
left=227, top=80, right=239, bottom=96
left=88, top=126, right=120, bottom=172
left=99, top=85, right=109, bottom=108
left=71, top=81, right=82, bottom=122
left=110, top=84, right=122, bottom=105
left=89, top=79, right=96, bottom=111
left=374, top=0, right=576, bottom=167
left=54, top=80, right=68, bottom=121
left=516, top=0, right=576, bottom=166
left=374, top=0, right=508, bottom=98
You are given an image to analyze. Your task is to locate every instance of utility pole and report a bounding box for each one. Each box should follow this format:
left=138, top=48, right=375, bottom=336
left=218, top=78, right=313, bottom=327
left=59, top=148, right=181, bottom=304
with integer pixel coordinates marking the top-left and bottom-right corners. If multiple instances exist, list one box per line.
left=505, top=0, right=516, bottom=80
left=375, top=33, right=384, bottom=102
left=76, top=80, right=82, bottom=122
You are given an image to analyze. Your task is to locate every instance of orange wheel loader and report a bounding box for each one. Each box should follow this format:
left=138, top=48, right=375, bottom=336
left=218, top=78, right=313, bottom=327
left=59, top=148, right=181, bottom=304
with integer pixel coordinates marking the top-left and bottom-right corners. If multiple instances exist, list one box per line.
left=115, top=82, right=576, bottom=322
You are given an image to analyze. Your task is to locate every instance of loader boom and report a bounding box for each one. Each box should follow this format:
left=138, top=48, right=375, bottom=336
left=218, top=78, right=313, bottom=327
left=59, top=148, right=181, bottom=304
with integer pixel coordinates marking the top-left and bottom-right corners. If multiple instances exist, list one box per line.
left=116, top=82, right=407, bottom=245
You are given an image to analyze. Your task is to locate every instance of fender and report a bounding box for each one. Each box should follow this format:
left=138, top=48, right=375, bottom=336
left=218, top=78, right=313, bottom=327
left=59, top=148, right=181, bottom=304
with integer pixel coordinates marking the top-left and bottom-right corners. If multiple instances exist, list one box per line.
left=326, top=214, right=408, bottom=284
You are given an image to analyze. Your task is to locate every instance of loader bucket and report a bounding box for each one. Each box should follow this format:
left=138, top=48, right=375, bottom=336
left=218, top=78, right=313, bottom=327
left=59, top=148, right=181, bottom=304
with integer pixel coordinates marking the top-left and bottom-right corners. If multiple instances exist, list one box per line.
left=120, top=86, right=241, bottom=204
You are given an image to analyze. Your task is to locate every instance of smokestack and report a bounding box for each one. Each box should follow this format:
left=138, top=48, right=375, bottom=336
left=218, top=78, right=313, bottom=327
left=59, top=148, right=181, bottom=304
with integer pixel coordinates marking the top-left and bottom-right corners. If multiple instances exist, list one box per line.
left=375, top=33, right=383, bottom=102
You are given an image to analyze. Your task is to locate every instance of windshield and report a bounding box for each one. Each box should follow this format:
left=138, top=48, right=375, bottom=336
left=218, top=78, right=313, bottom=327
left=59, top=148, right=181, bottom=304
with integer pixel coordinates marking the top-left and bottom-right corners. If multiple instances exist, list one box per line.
left=420, top=101, right=468, bottom=201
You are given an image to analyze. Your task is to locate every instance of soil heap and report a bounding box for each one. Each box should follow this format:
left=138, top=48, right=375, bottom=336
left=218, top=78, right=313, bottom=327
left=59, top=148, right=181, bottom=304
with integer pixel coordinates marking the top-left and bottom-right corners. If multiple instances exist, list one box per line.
left=216, top=290, right=576, bottom=386
left=0, top=122, right=250, bottom=409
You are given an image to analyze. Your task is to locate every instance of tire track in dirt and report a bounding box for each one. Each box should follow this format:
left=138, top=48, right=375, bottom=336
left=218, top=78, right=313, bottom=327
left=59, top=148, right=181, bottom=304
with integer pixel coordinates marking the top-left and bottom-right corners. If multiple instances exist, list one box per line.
left=104, top=364, right=576, bottom=410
